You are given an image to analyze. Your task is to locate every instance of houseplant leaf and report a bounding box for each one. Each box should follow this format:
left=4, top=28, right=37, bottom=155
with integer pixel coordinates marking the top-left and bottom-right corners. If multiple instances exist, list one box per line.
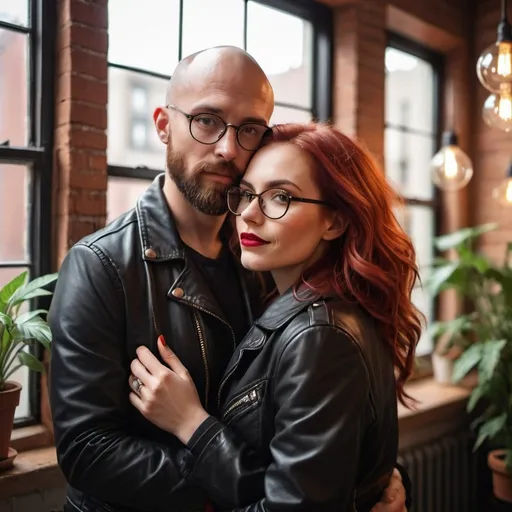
left=474, top=413, right=508, bottom=451
left=0, top=271, right=27, bottom=313
left=452, top=342, right=483, bottom=383
left=426, top=261, right=461, bottom=296
left=435, top=223, right=498, bottom=252
left=478, top=340, right=507, bottom=384
left=17, top=350, right=45, bottom=373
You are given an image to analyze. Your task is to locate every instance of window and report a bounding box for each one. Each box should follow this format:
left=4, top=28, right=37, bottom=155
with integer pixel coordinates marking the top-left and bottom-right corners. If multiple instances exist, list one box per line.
left=106, top=0, right=332, bottom=222
left=0, top=0, right=54, bottom=425
left=384, top=34, right=442, bottom=357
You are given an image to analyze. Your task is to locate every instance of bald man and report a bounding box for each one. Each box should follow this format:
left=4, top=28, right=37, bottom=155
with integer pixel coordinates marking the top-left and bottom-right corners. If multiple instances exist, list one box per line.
left=49, top=47, right=409, bottom=512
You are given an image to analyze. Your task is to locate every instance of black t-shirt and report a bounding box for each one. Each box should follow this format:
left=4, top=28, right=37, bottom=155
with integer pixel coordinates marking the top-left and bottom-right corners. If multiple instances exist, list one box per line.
left=186, top=244, right=248, bottom=345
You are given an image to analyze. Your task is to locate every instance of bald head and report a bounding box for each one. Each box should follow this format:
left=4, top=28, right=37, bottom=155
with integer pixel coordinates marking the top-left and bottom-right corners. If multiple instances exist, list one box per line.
left=166, top=46, right=274, bottom=107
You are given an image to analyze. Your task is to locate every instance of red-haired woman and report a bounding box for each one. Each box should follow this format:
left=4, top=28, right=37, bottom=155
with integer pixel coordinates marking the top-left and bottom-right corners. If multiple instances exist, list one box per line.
left=130, top=123, right=422, bottom=512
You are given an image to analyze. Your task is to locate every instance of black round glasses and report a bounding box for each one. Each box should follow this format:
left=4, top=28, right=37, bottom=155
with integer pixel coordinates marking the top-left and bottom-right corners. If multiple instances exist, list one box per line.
left=227, top=186, right=330, bottom=220
left=167, top=104, right=271, bottom=151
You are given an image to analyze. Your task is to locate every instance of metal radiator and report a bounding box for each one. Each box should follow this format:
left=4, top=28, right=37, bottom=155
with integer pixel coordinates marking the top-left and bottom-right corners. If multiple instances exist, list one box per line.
left=398, top=431, right=481, bottom=512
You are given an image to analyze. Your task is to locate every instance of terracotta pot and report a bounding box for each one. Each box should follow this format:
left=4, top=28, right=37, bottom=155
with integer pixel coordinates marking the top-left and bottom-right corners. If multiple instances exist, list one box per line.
left=488, top=449, right=512, bottom=503
left=0, top=381, right=21, bottom=460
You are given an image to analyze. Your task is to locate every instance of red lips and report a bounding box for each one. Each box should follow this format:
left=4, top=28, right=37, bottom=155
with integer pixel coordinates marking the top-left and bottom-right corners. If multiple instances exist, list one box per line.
left=240, top=232, right=269, bottom=247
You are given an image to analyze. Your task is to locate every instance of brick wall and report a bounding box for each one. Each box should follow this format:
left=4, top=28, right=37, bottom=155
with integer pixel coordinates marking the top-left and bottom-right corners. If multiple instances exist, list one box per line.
left=470, top=0, right=512, bottom=260
left=53, top=0, right=109, bottom=268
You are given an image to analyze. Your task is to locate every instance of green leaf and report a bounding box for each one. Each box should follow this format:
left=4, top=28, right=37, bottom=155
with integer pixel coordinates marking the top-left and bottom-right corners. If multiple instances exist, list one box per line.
left=12, top=318, right=52, bottom=351
left=478, top=339, right=507, bottom=384
left=452, top=343, right=484, bottom=383
left=426, top=262, right=460, bottom=296
left=474, top=413, right=508, bottom=451
left=0, top=312, right=13, bottom=327
left=8, top=272, right=58, bottom=309
left=15, top=309, right=48, bottom=324
left=467, top=383, right=487, bottom=412
left=435, top=223, right=498, bottom=252
left=17, top=351, right=45, bottom=373
left=0, top=271, right=28, bottom=313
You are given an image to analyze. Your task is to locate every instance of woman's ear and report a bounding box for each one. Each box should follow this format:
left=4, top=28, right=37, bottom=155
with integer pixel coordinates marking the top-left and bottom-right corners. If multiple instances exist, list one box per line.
left=322, top=213, right=347, bottom=242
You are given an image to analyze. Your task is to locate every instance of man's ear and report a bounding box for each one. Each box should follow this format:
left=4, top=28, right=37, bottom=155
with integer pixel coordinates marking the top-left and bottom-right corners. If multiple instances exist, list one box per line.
left=153, top=107, right=170, bottom=144
left=322, top=214, right=347, bottom=242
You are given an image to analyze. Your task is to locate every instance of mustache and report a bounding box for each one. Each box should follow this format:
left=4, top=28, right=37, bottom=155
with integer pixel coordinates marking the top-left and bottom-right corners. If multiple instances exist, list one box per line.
left=198, top=161, right=241, bottom=181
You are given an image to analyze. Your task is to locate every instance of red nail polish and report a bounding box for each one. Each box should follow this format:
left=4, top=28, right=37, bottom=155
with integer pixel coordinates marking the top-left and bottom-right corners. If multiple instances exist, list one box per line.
left=158, top=335, right=166, bottom=347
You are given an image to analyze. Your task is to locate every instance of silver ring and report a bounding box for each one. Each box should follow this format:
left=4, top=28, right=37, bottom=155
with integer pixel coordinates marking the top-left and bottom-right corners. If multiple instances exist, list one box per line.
left=132, top=377, right=143, bottom=394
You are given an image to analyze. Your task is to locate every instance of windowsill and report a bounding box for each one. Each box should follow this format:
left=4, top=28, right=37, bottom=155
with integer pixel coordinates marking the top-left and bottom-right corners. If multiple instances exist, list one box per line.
left=398, top=374, right=474, bottom=450
left=2, top=377, right=473, bottom=500
left=0, top=446, right=63, bottom=500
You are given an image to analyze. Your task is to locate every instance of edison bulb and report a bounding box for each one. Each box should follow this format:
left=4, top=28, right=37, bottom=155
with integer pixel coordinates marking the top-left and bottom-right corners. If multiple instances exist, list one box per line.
left=483, top=88, right=512, bottom=132
left=431, top=132, right=473, bottom=191
left=477, top=40, right=512, bottom=93
left=492, top=178, right=512, bottom=206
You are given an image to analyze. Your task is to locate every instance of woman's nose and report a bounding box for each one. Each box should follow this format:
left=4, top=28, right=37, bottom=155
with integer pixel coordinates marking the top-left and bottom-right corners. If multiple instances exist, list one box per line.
left=240, top=196, right=263, bottom=224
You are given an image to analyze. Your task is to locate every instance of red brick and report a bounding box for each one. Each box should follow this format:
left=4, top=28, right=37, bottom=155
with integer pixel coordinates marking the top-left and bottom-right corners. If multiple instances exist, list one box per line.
left=69, top=171, right=108, bottom=190
left=69, top=0, right=107, bottom=29
left=60, top=48, right=107, bottom=81
left=69, top=127, right=107, bottom=151
left=71, top=75, right=108, bottom=106
left=73, top=190, right=106, bottom=216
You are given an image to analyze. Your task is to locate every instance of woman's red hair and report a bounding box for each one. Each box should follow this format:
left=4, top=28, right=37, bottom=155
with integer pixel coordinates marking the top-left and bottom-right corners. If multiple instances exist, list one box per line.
left=268, top=123, right=423, bottom=407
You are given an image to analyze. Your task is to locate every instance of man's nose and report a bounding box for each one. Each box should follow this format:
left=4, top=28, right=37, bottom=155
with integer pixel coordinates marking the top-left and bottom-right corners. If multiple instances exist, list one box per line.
left=214, top=126, right=239, bottom=161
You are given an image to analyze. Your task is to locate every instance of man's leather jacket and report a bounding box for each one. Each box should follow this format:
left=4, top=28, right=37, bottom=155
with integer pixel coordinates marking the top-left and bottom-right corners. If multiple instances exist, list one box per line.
left=49, top=175, right=260, bottom=512
left=182, top=288, right=399, bottom=512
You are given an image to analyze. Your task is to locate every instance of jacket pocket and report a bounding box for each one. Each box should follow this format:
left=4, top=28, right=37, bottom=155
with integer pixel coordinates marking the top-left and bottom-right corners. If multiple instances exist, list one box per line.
left=222, top=380, right=265, bottom=425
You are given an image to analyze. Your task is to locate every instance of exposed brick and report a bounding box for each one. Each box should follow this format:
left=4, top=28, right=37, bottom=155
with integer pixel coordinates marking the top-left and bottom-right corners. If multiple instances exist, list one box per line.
left=70, top=74, right=108, bottom=106
left=69, top=0, right=108, bottom=29
left=60, top=48, right=108, bottom=81
left=69, top=127, right=107, bottom=151
left=69, top=171, right=108, bottom=190
left=73, top=190, right=106, bottom=216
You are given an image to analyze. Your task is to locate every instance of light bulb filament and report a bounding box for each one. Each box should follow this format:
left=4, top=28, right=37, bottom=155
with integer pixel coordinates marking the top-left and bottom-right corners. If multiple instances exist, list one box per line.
left=506, top=181, right=512, bottom=204
left=497, top=42, right=512, bottom=79
left=444, top=149, right=459, bottom=179
left=498, top=94, right=512, bottom=121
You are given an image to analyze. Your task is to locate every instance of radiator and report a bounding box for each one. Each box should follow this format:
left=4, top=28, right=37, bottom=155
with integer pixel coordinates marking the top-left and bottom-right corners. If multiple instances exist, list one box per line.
left=398, top=431, right=482, bottom=512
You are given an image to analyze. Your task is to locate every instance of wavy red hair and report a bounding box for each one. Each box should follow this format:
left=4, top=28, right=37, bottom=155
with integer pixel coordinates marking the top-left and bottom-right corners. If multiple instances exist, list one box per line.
left=266, top=123, right=423, bottom=407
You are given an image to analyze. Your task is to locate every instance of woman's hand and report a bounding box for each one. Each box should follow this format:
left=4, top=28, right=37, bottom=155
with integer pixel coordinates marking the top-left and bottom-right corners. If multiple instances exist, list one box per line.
left=129, top=336, right=210, bottom=444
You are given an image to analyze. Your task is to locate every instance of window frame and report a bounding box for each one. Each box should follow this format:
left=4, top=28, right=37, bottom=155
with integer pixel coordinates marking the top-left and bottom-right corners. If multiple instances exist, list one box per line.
left=107, top=0, right=333, bottom=181
left=0, top=0, right=56, bottom=428
left=385, top=32, right=444, bottom=368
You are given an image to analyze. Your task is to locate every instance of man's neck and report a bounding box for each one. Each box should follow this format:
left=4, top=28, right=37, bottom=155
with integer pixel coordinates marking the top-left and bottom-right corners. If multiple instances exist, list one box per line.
left=163, top=176, right=227, bottom=259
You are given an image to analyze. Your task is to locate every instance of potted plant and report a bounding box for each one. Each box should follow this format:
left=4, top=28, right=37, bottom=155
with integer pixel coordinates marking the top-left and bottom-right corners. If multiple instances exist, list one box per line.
left=0, top=270, right=58, bottom=470
left=427, top=223, right=512, bottom=502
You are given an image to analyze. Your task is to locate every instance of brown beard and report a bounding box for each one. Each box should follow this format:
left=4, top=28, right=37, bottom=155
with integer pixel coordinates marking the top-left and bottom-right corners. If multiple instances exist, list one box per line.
left=166, top=142, right=241, bottom=216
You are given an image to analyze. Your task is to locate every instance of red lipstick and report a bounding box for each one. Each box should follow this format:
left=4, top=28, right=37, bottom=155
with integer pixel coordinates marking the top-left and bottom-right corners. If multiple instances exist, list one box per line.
left=240, top=232, right=269, bottom=247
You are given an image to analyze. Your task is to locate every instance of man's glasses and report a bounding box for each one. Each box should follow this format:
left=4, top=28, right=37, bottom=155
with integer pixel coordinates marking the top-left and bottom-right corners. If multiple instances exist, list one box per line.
left=227, top=186, right=330, bottom=220
left=167, top=104, right=271, bottom=151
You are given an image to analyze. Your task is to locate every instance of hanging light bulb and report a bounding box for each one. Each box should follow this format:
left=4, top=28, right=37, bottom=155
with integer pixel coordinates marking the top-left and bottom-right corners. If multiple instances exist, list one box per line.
left=483, top=84, right=512, bottom=131
left=476, top=0, right=512, bottom=93
left=492, top=161, right=512, bottom=207
left=431, top=131, right=473, bottom=191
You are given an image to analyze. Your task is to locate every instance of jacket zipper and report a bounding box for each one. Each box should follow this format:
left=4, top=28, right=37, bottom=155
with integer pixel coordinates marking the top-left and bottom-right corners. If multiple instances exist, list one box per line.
left=192, top=310, right=210, bottom=410
left=223, top=386, right=261, bottom=422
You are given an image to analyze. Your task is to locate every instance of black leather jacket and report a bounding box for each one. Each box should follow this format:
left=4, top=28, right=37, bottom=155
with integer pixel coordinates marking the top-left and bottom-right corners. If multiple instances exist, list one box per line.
left=183, top=289, right=399, bottom=512
left=49, top=175, right=262, bottom=512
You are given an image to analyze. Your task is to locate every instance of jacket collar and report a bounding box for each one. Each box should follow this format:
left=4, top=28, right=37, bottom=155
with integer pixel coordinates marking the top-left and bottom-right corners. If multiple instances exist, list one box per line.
left=255, top=285, right=321, bottom=330
left=136, top=174, right=186, bottom=262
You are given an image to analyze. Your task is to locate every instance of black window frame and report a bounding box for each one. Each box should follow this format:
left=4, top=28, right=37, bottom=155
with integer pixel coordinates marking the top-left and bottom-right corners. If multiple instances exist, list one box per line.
left=0, top=0, right=55, bottom=427
left=107, top=0, right=333, bottom=181
left=385, top=32, right=444, bottom=365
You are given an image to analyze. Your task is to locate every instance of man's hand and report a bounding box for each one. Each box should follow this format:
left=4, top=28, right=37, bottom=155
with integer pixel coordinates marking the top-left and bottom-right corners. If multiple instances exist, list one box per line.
left=370, top=468, right=407, bottom=512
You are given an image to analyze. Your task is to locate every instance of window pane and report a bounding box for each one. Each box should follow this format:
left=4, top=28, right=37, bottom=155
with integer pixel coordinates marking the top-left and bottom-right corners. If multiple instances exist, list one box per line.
left=412, top=282, right=433, bottom=356
left=271, top=106, right=312, bottom=125
left=108, top=0, right=179, bottom=75
left=181, top=0, right=244, bottom=58
left=385, top=47, right=435, bottom=134
left=0, top=28, right=28, bottom=146
left=107, top=177, right=153, bottom=223
left=0, top=0, right=29, bottom=26
left=385, top=127, right=435, bottom=200
left=107, top=68, right=166, bottom=169
left=399, top=205, right=435, bottom=356
left=247, top=2, right=312, bottom=109
left=0, top=266, right=30, bottom=419
left=0, top=164, right=30, bottom=261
